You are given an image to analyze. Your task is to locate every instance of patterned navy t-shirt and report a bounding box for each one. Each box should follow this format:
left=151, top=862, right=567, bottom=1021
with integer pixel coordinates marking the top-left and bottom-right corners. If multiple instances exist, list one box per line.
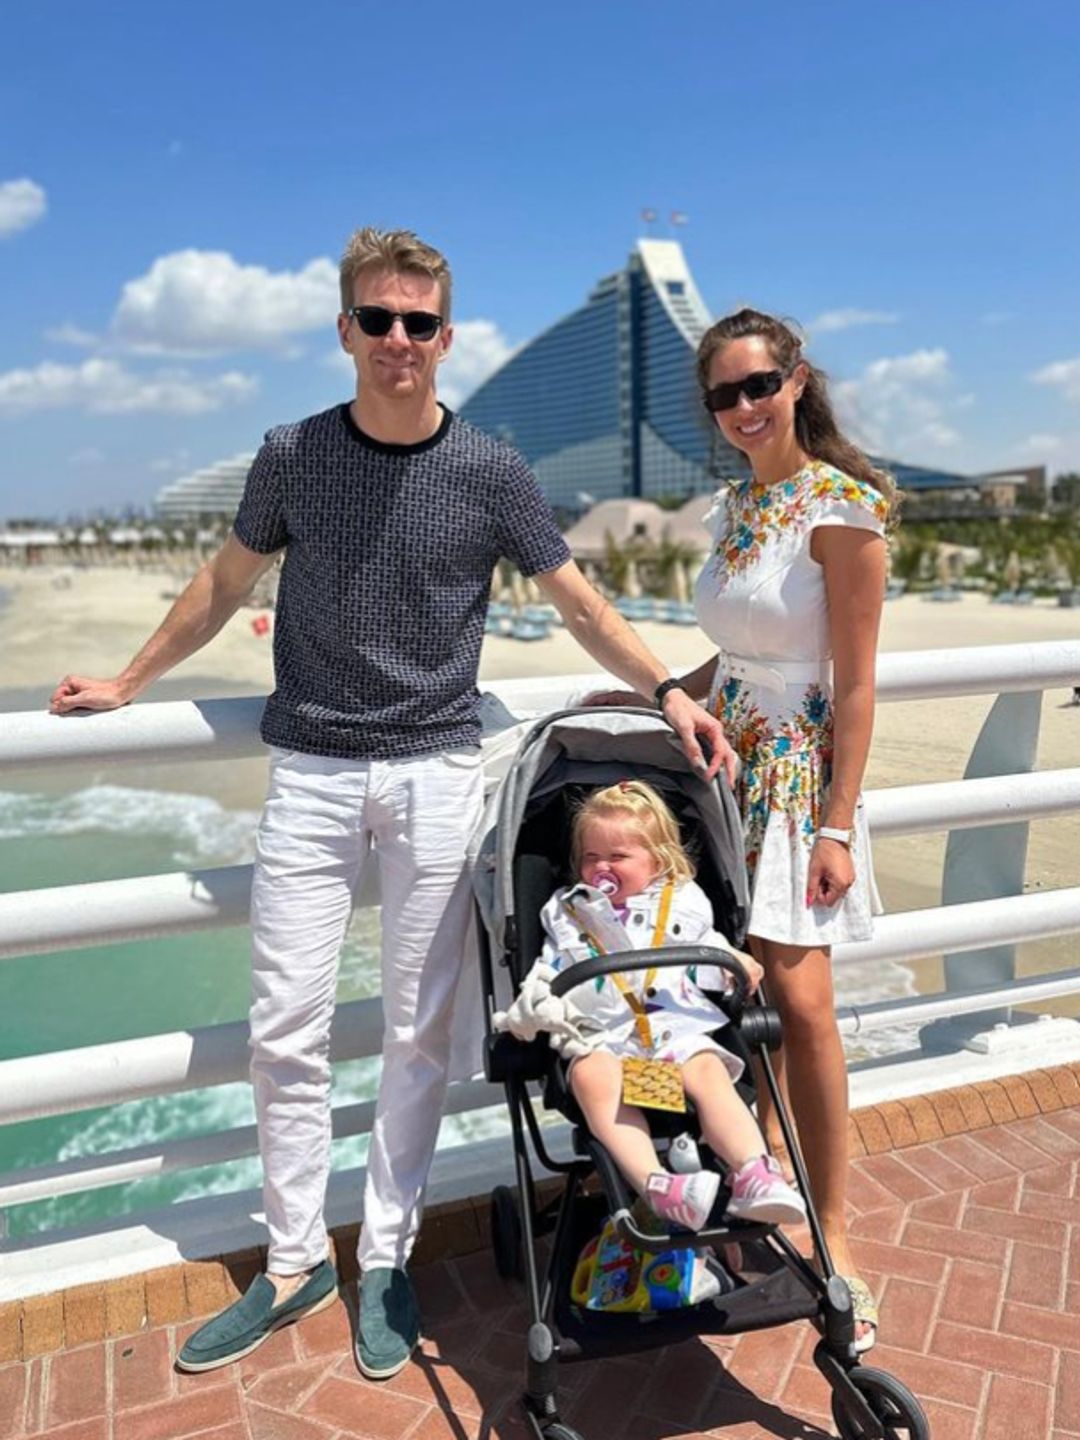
left=233, top=403, right=570, bottom=760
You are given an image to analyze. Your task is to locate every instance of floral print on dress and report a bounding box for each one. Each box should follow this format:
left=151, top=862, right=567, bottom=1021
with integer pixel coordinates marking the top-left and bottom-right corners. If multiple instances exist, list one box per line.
left=719, top=677, right=835, bottom=877
left=696, top=461, right=884, bottom=944
left=715, top=462, right=888, bottom=592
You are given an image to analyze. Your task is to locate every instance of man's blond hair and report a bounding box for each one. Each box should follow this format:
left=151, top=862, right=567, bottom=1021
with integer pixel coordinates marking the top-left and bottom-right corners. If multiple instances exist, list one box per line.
left=339, top=227, right=452, bottom=319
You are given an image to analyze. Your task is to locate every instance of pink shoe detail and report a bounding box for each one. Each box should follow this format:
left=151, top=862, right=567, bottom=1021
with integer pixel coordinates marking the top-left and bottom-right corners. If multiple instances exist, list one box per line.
left=726, top=1155, right=807, bottom=1226
left=644, top=1170, right=719, bottom=1232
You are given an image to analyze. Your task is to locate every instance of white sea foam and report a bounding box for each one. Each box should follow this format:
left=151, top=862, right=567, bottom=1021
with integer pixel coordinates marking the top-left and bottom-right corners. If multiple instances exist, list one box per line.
left=836, top=957, right=920, bottom=1060
left=0, top=785, right=260, bottom=867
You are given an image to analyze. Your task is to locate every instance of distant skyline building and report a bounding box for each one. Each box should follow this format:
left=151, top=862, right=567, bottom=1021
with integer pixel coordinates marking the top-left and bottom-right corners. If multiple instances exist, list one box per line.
left=460, top=238, right=972, bottom=506
left=155, top=453, right=255, bottom=522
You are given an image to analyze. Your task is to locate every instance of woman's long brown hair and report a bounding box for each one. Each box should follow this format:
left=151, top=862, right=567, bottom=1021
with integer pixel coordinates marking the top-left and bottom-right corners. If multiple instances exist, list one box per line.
left=697, top=307, right=900, bottom=523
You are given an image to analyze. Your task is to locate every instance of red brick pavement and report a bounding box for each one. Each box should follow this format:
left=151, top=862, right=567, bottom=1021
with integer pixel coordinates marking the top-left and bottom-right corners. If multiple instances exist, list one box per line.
left=4, top=1109, right=1080, bottom=1438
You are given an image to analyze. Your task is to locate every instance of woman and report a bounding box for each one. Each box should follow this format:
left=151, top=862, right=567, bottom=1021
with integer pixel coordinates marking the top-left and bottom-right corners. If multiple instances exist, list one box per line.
left=592, top=308, right=894, bottom=1351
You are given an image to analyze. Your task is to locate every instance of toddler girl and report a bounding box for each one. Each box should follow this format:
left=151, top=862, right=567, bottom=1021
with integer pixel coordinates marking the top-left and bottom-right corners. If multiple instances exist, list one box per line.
left=500, top=780, right=805, bottom=1233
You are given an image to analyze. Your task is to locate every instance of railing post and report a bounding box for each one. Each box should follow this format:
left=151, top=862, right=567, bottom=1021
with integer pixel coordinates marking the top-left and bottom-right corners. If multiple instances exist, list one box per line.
left=921, top=689, right=1041, bottom=1051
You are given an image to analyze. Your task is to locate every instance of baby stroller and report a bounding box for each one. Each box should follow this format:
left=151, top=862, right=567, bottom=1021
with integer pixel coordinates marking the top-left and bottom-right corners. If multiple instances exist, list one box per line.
left=474, top=708, right=929, bottom=1440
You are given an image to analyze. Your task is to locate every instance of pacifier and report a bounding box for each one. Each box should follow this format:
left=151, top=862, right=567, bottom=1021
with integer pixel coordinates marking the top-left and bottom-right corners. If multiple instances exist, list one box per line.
left=593, top=872, right=619, bottom=896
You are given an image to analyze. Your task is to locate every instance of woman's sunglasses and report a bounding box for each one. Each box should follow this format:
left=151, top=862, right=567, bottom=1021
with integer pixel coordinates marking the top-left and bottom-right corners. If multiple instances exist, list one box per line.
left=347, top=305, right=444, bottom=342
left=703, top=368, right=789, bottom=413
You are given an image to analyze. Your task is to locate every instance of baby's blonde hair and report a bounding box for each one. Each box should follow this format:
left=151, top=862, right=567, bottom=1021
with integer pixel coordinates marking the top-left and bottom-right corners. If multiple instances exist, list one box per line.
left=571, top=780, right=694, bottom=885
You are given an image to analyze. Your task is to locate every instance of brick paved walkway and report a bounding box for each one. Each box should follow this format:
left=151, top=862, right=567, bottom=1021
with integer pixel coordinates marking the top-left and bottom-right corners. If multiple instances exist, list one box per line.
left=4, top=1106, right=1080, bottom=1439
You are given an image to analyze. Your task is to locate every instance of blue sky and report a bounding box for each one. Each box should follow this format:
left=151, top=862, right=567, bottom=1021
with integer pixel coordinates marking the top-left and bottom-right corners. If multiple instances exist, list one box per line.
left=2, top=0, right=1078, bottom=520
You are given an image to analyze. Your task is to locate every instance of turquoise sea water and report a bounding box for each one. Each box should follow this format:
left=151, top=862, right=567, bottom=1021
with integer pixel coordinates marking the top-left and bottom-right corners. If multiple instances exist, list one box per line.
left=0, top=782, right=388, bottom=1238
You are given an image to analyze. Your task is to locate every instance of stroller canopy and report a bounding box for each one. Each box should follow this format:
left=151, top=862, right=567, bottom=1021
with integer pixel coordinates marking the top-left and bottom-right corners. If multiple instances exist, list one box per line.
left=471, top=708, right=751, bottom=982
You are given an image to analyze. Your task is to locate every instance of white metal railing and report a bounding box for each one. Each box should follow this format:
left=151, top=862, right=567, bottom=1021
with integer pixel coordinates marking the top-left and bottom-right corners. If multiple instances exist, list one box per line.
left=4, top=772, right=1078, bottom=962
left=2, top=640, right=1080, bottom=1286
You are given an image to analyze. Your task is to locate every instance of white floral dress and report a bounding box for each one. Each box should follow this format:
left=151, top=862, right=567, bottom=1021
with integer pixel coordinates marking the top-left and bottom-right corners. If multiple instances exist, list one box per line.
left=694, top=461, right=887, bottom=946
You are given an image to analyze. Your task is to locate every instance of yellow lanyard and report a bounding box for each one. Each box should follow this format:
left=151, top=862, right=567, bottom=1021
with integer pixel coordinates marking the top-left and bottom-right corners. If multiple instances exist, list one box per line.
left=567, top=881, right=674, bottom=1050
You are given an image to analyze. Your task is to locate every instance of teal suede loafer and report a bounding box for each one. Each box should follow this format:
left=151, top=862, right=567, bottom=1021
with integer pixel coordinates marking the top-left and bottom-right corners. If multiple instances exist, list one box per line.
left=177, top=1260, right=338, bottom=1372
left=356, top=1267, right=420, bottom=1379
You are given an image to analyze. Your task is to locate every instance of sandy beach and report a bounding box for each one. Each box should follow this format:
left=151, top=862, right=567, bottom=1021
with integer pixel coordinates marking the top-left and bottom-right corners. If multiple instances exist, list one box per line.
left=2, top=562, right=1078, bottom=996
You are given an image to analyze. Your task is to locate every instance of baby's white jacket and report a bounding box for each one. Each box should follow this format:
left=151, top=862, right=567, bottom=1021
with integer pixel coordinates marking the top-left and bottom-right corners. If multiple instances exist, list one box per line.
left=496, top=878, right=745, bottom=1059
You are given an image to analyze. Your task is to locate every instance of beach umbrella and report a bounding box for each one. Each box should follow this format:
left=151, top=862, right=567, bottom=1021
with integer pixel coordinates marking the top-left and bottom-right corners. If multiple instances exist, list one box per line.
left=669, top=559, right=690, bottom=603
left=622, top=558, right=642, bottom=599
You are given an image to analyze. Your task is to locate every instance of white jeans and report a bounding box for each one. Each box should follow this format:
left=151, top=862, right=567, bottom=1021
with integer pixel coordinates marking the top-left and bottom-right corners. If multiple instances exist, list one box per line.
left=248, top=746, right=485, bottom=1275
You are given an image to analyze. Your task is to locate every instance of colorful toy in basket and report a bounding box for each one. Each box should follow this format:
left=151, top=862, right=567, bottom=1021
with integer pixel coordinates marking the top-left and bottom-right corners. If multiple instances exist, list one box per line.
left=571, top=1218, right=710, bottom=1312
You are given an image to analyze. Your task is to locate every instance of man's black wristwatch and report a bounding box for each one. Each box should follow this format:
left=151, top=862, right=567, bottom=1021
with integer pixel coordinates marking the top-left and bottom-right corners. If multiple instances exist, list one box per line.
left=654, top=677, right=687, bottom=709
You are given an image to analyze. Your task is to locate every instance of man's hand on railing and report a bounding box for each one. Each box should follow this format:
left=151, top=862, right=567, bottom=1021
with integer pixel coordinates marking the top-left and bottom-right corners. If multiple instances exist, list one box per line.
left=50, top=675, right=136, bottom=714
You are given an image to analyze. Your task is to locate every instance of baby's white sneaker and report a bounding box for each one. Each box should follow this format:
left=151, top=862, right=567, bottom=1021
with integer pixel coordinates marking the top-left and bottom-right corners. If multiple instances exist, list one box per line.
left=726, top=1155, right=807, bottom=1226
left=644, top=1170, right=719, bottom=1232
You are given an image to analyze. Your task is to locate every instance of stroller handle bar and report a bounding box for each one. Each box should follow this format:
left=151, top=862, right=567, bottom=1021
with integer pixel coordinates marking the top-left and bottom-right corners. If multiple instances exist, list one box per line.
left=547, top=945, right=751, bottom=1023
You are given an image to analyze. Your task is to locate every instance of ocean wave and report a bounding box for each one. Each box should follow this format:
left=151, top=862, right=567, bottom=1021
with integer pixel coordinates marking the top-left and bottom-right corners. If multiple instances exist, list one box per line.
left=836, top=957, right=920, bottom=1060
left=14, top=1052, right=505, bottom=1233
left=0, top=785, right=259, bottom=867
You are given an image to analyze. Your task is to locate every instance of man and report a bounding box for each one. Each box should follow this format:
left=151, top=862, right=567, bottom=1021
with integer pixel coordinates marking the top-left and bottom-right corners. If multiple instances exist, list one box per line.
left=51, top=227, right=735, bottom=1379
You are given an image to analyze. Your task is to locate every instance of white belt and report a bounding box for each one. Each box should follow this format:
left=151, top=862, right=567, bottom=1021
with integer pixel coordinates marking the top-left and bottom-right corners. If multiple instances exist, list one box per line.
left=718, top=651, right=832, bottom=696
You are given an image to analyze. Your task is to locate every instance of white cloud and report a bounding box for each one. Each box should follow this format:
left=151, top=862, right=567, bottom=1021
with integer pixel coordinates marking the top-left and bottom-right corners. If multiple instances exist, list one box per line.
left=323, top=317, right=515, bottom=408
left=325, top=345, right=354, bottom=376
left=833, top=347, right=961, bottom=457
left=111, top=249, right=339, bottom=355
left=1015, top=432, right=1080, bottom=473
left=1031, top=358, right=1080, bottom=405
left=1019, top=433, right=1063, bottom=455
left=0, top=358, right=257, bottom=415
left=863, top=349, right=951, bottom=384
left=0, top=178, right=47, bottom=237
left=149, top=449, right=192, bottom=473
left=810, top=308, right=899, bottom=334
left=45, top=324, right=100, bottom=348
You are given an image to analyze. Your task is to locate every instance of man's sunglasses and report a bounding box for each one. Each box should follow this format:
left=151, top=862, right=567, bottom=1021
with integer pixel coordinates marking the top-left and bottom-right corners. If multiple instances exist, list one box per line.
left=347, top=305, right=444, bottom=341
left=703, top=368, right=789, bottom=413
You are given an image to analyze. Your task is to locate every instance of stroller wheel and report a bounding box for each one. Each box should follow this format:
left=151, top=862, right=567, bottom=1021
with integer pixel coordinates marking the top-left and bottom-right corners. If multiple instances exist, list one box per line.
left=831, top=1367, right=929, bottom=1440
left=490, top=1185, right=525, bottom=1281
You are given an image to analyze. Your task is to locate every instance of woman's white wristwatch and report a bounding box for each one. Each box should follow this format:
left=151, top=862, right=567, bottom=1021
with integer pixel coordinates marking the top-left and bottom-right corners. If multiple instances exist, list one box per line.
left=818, top=826, right=852, bottom=846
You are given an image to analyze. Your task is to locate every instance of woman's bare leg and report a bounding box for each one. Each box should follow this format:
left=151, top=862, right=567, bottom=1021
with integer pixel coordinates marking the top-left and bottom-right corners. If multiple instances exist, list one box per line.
left=748, top=937, right=798, bottom=1179
left=755, top=938, right=872, bottom=1345
left=570, top=1050, right=658, bottom=1193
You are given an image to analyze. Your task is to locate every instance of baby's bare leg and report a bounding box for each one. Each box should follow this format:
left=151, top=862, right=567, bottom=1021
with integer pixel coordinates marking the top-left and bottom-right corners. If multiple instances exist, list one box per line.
left=570, top=1051, right=658, bottom=1193
left=682, top=1052, right=766, bottom=1169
